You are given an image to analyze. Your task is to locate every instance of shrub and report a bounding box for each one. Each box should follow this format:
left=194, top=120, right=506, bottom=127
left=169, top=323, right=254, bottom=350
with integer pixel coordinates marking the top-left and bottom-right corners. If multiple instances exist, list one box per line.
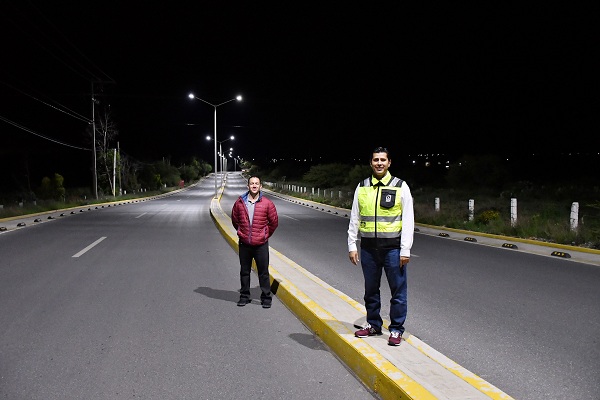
left=474, top=209, right=501, bottom=225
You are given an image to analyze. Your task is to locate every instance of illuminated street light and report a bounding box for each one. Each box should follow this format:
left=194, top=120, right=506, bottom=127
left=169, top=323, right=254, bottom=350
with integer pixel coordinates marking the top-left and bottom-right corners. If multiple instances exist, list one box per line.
left=230, top=153, right=241, bottom=171
left=224, top=147, right=233, bottom=172
left=188, top=93, right=242, bottom=198
left=209, top=135, right=234, bottom=173
left=207, top=135, right=234, bottom=184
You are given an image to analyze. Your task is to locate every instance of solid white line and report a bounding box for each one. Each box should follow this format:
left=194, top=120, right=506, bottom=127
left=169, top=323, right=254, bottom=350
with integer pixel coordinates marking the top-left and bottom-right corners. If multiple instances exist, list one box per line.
left=72, top=237, right=107, bottom=258
left=135, top=213, right=147, bottom=218
left=281, top=215, right=299, bottom=221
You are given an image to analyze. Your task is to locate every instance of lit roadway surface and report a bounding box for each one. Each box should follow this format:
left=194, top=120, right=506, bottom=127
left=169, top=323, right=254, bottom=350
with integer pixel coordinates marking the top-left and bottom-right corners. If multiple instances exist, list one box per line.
left=219, top=173, right=600, bottom=400
left=2, top=173, right=599, bottom=400
left=0, top=178, right=375, bottom=400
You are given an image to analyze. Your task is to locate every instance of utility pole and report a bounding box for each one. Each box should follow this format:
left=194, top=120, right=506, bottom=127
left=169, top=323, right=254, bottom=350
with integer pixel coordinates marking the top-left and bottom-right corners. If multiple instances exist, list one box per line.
left=117, top=141, right=122, bottom=195
left=90, top=79, right=116, bottom=199
left=91, top=82, right=98, bottom=199
left=112, top=148, right=116, bottom=197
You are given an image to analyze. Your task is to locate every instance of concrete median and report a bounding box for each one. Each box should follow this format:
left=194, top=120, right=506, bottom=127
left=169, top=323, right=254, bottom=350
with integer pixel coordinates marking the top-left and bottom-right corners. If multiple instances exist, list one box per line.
left=210, top=194, right=513, bottom=400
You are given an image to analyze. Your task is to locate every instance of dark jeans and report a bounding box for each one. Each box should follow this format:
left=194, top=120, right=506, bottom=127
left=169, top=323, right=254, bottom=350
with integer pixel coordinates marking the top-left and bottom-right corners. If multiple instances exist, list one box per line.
left=238, top=241, right=272, bottom=303
left=360, top=247, right=407, bottom=334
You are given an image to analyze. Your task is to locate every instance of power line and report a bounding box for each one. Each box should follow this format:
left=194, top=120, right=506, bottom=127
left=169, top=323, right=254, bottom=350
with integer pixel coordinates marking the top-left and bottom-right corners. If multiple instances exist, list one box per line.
left=0, top=115, right=91, bottom=151
left=0, top=78, right=91, bottom=124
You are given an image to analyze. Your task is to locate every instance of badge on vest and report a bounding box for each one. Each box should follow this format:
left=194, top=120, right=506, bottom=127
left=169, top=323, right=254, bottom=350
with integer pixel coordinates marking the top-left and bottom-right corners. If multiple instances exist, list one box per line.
left=380, top=189, right=396, bottom=208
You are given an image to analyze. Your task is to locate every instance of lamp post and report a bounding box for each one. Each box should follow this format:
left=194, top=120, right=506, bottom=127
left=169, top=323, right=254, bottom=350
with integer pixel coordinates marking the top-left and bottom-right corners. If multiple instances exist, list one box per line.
left=223, top=146, right=233, bottom=172
left=91, top=82, right=98, bottom=200
left=189, top=93, right=242, bottom=198
left=232, top=155, right=241, bottom=171
left=206, top=135, right=234, bottom=183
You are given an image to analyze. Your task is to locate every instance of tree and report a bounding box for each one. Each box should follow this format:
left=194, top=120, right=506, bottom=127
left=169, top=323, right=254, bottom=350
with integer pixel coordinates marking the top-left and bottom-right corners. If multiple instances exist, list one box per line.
left=178, top=158, right=202, bottom=183
left=302, top=163, right=352, bottom=188
left=119, top=154, right=141, bottom=193
left=445, top=154, right=510, bottom=192
left=137, top=160, right=182, bottom=190
left=93, top=107, right=119, bottom=194
left=37, top=173, right=66, bottom=201
left=347, top=164, right=372, bottom=186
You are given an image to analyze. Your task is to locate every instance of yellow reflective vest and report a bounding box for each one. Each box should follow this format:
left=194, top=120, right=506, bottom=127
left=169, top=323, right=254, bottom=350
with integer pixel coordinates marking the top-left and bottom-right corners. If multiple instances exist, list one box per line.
left=357, top=174, right=404, bottom=249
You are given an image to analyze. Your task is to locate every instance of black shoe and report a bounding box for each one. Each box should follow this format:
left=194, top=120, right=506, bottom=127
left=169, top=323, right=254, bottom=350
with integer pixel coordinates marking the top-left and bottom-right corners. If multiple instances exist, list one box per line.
left=237, top=297, right=250, bottom=306
left=261, top=301, right=272, bottom=309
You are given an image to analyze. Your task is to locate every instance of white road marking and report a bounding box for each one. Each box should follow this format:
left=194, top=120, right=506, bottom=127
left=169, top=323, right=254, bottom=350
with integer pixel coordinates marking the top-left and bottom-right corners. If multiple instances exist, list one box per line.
left=135, top=213, right=147, bottom=218
left=72, top=237, right=107, bottom=258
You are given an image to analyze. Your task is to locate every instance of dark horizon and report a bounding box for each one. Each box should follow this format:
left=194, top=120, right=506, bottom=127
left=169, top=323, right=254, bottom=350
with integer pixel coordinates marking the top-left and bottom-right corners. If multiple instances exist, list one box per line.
left=1, top=3, right=598, bottom=194
left=1, top=148, right=596, bottom=196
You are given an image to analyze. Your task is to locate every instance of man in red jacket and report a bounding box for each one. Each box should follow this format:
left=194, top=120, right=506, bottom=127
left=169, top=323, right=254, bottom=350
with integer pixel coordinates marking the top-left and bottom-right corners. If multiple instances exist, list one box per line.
left=231, top=176, right=279, bottom=308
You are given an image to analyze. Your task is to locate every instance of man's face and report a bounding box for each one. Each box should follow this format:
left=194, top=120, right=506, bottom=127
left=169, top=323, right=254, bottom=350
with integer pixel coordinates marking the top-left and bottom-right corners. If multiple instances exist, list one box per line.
left=370, top=152, right=390, bottom=179
left=248, top=178, right=261, bottom=195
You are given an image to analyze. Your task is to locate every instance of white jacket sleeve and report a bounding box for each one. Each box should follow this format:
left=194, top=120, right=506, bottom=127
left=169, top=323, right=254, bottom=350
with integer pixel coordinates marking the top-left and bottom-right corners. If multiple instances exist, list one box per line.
left=347, top=184, right=361, bottom=252
left=400, top=181, right=415, bottom=258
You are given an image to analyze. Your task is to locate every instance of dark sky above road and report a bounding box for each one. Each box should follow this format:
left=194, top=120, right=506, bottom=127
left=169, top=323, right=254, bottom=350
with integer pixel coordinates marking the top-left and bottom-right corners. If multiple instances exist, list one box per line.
left=1, top=2, right=598, bottom=188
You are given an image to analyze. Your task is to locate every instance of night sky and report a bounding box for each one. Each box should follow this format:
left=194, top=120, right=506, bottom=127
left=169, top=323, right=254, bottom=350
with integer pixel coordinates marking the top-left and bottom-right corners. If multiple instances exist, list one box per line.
left=1, top=2, right=598, bottom=190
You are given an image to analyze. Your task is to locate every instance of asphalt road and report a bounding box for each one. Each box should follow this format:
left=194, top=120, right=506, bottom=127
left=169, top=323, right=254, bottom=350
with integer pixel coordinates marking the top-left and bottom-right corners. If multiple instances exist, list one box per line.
left=0, top=178, right=376, bottom=400
left=2, top=173, right=599, bottom=400
left=219, top=172, right=600, bottom=400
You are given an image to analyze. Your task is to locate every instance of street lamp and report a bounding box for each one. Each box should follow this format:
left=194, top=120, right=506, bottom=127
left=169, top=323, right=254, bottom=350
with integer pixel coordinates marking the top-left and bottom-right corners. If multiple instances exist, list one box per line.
left=224, top=146, right=233, bottom=172
left=232, top=155, right=241, bottom=171
left=189, top=93, right=242, bottom=198
left=206, top=135, right=235, bottom=172
left=206, top=135, right=234, bottom=182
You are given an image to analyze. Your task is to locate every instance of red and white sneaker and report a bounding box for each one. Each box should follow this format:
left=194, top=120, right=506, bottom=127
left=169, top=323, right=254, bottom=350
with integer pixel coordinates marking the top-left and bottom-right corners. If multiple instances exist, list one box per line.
left=354, top=323, right=382, bottom=338
left=388, top=331, right=402, bottom=346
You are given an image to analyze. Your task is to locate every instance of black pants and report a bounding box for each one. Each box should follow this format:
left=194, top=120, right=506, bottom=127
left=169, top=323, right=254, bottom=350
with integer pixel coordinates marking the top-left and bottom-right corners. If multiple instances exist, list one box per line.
left=238, top=241, right=271, bottom=303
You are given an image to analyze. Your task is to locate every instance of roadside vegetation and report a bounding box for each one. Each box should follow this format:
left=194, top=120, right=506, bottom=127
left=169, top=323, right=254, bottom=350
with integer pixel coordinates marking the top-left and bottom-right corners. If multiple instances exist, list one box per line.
left=2, top=154, right=599, bottom=250
left=5, top=94, right=596, bottom=248
left=249, top=154, right=600, bottom=250
left=0, top=187, right=178, bottom=220
left=0, top=157, right=210, bottom=220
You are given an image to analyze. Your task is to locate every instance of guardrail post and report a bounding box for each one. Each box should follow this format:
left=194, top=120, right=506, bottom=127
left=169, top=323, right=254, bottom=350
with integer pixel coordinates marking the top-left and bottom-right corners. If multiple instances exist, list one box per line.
left=570, top=202, right=579, bottom=231
left=511, top=198, right=518, bottom=227
left=468, top=199, right=474, bottom=221
left=435, top=197, right=440, bottom=212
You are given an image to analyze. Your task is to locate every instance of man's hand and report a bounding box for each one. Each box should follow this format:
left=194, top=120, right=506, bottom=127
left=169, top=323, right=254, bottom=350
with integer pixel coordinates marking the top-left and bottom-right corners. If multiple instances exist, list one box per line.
left=349, top=251, right=359, bottom=265
left=400, top=256, right=410, bottom=266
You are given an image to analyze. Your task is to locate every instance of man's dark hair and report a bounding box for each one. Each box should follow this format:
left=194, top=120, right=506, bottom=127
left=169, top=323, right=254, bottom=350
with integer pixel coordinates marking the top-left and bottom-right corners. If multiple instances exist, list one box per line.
left=372, top=147, right=390, bottom=159
left=247, top=176, right=261, bottom=185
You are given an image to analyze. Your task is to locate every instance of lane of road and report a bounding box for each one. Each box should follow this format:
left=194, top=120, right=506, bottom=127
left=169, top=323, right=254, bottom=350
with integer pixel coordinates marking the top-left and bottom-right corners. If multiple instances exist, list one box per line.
left=218, top=172, right=600, bottom=400
left=3, top=174, right=599, bottom=399
left=0, top=177, right=377, bottom=400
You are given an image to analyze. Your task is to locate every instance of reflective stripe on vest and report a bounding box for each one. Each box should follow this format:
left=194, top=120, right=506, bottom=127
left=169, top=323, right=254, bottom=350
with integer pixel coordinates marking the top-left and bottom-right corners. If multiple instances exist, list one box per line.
left=358, top=176, right=403, bottom=239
